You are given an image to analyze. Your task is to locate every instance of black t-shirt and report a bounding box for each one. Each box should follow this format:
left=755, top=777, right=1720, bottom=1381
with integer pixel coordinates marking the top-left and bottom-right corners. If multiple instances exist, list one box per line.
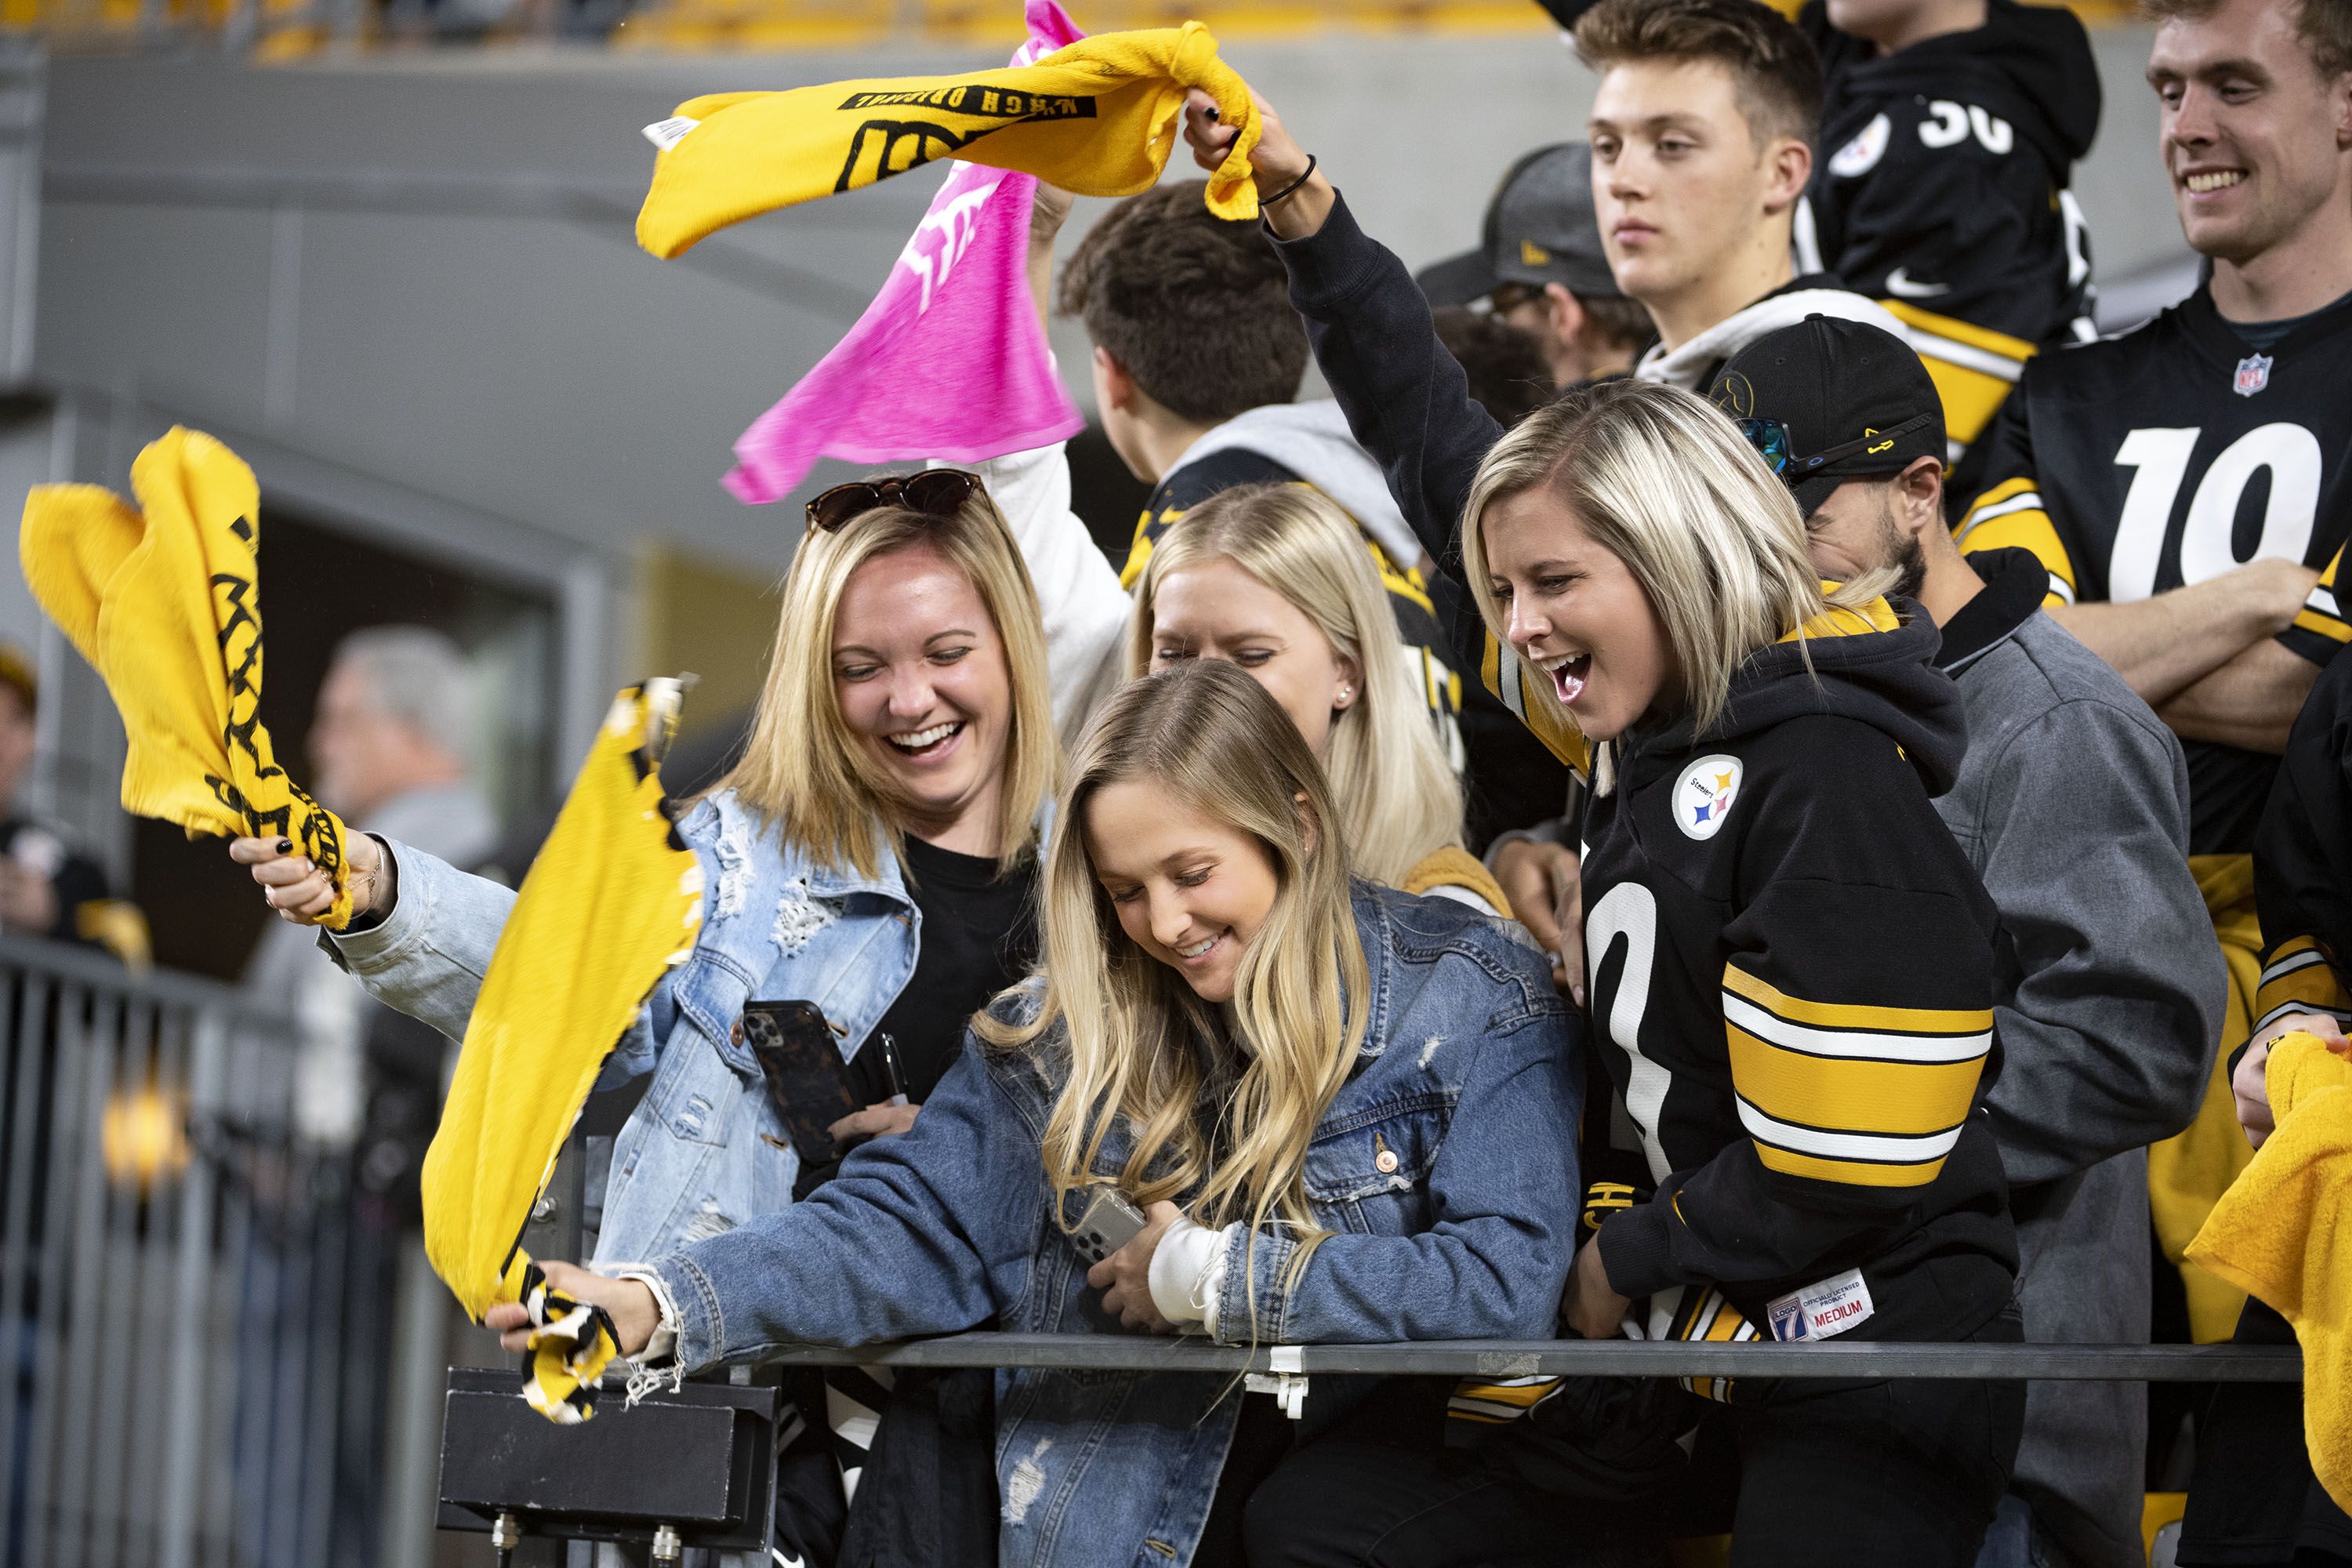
left=849, top=834, right=1040, bottom=1105
left=1958, top=285, right=2352, bottom=855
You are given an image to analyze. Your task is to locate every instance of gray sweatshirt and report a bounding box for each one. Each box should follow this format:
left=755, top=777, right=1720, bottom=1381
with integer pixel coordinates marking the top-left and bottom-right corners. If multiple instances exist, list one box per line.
left=1932, top=547, right=2226, bottom=1568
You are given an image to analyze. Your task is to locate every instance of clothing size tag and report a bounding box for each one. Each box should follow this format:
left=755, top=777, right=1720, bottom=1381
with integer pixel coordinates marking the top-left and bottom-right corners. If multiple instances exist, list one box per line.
left=642, top=116, right=702, bottom=152
left=1765, top=1267, right=1875, bottom=1342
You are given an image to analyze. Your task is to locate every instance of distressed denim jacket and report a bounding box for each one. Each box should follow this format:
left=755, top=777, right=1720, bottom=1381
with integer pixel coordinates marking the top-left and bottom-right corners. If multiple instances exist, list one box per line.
left=329, top=789, right=949, bottom=1267
left=644, top=880, right=1584, bottom=1568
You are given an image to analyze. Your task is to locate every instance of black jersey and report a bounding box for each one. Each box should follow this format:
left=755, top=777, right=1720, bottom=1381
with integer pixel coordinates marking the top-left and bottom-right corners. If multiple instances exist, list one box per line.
left=1799, top=0, right=2100, bottom=477
left=1958, top=286, right=2352, bottom=854
left=1123, top=445, right=1573, bottom=850
left=2252, top=647, right=2352, bottom=1039
left=1472, top=602, right=2015, bottom=1387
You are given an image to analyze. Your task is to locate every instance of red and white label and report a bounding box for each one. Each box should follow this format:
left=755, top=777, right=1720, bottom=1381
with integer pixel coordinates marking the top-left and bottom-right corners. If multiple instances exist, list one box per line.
left=1766, top=1268, right=1875, bottom=1342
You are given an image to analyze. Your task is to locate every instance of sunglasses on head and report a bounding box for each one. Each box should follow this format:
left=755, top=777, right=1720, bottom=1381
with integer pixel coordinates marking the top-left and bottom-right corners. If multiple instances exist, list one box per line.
left=1737, top=412, right=1934, bottom=478
left=804, top=469, right=982, bottom=534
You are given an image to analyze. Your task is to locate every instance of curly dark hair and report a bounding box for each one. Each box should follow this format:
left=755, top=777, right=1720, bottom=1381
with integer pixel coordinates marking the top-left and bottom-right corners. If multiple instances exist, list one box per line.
left=1573, top=0, right=1824, bottom=150
left=1056, top=180, right=1308, bottom=425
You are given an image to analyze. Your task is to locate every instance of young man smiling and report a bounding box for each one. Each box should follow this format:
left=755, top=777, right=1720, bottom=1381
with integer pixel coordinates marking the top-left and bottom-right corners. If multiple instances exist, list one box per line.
left=1955, top=0, right=2352, bottom=1349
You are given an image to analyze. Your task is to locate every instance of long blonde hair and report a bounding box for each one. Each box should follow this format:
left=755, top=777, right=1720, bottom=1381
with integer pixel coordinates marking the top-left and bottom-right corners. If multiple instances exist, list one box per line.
left=720, top=487, right=1058, bottom=879
left=1460, top=379, right=1891, bottom=740
left=1125, top=484, right=1465, bottom=887
left=976, top=660, right=1370, bottom=1319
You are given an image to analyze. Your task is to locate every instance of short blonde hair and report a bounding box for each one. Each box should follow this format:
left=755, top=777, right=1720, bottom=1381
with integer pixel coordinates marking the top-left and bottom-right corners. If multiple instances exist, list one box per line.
left=1461, top=379, right=1886, bottom=739
left=1125, top=484, right=1465, bottom=887
left=720, top=487, right=1058, bottom=880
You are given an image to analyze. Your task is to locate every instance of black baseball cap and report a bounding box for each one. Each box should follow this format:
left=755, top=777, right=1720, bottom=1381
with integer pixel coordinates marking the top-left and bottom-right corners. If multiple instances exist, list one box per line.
left=1708, top=316, right=1947, bottom=517
left=1417, top=143, right=1621, bottom=308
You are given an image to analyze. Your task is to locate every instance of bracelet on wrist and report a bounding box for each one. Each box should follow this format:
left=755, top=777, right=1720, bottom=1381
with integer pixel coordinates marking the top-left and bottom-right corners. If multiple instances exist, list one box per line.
left=1260, top=154, right=1319, bottom=208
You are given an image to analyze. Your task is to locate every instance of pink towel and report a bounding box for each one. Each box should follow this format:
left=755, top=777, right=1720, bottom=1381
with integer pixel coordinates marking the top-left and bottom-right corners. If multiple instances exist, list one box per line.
left=723, top=0, right=1088, bottom=506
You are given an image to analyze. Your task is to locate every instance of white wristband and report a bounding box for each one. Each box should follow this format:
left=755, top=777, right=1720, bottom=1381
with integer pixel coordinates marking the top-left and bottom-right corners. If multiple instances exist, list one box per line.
left=1146, top=1218, right=1232, bottom=1337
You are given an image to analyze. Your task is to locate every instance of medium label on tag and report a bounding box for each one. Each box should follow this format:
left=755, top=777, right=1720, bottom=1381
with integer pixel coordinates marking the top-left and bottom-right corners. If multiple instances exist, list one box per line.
left=643, top=116, right=702, bottom=152
left=1766, top=1267, right=1875, bottom=1341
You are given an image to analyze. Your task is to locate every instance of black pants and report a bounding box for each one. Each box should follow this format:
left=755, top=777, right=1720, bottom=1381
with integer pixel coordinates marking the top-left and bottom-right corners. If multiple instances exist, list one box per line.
left=1246, top=1312, right=2026, bottom=1568
left=2177, top=1298, right=2352, bottom=1566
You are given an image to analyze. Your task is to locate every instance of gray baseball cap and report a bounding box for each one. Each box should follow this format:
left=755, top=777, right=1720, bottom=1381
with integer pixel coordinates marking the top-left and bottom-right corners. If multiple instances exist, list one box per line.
left=1417, top=142, right=1621, bottom=307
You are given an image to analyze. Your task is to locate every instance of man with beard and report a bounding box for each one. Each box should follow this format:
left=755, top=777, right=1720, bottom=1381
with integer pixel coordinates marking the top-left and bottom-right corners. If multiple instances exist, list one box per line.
left=1713, top=316, right=2225, bottom=1568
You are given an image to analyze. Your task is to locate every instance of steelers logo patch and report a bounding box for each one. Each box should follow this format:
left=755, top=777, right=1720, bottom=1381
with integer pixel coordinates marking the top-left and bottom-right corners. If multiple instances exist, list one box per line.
left=1674, top=753, right=1744, bottom=841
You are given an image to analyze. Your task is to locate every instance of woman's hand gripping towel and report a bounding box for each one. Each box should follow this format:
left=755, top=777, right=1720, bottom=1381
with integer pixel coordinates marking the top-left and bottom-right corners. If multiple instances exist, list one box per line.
left=635, top=20, right=1262, bottom=259
left=419, top=681, right=703, bottom=1422
left=20, top=428, right=358, bottom=927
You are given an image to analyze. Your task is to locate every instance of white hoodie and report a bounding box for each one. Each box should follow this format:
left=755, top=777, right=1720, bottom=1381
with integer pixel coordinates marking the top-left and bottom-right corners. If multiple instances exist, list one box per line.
left=1636, top=281, right=1907, bottom=390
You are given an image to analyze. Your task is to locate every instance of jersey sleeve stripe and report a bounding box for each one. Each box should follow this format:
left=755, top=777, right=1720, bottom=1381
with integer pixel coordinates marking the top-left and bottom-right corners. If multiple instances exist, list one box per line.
left=2256, top=935, right=2351, bottom=1020
left=1878, top=300, right=2039, bottom=367
left=1736, top=1098, right=1965, bottom=1163
left=1722, top=964, right=1995, bottom=1038
left=1729, top=1025, right=1985, bottom=1138
left=1722, top=990, right=1993, bottom=1064
left=1953, top=501, right=2078, bottom=608
left=2292, top=606, right=2352, bottom=644
left=2252, top=1000, right=2352, bottom=1035
left=1959, top=490, right=2047, bottom=529
left=1750, top=1142, right=1956, bottom=1189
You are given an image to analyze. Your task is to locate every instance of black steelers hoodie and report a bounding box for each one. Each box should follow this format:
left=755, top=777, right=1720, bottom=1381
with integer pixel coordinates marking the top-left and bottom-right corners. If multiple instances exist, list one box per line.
left=1272, top=191, right=2019, bottom=1378
left=1577, top=600, right=2016, bottom=1357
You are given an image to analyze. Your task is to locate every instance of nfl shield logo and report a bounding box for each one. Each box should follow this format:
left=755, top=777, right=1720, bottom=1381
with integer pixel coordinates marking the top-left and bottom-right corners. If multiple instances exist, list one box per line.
left=2234, top=353, right=2273, bottom=397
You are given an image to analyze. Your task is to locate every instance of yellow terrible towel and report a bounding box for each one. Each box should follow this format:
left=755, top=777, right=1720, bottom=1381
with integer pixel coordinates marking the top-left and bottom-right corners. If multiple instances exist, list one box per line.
left=636, top=24, right=1261, bottom=259
left=20, top=428, right=358, bottom=928
left=2188, top=1030, right=2352, bottom=1515
left=419, top=681, right=702, bottom=1421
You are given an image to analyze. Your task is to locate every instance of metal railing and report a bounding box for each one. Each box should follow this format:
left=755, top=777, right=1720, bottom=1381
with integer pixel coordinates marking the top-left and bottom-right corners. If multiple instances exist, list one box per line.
left=753, top=1333, right=2305, bottom=1385
left=0, top=934, right=416, bottom=1568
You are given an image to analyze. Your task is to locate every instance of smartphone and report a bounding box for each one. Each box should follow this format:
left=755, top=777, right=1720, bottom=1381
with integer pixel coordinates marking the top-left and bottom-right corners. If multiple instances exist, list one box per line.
left=1069, top=1186, right=1149, bottom=1266
left=740, top=1000, right=861, bottom=1172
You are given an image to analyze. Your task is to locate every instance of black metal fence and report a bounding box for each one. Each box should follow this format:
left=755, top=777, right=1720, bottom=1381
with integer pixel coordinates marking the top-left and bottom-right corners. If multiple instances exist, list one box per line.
left=0, top=935, right=419, bottom=1568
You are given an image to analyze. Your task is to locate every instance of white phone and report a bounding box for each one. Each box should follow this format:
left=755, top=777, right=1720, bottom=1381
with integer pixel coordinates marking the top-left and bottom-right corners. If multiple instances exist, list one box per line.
left=1069, top=1186, right=1150, bottom=1265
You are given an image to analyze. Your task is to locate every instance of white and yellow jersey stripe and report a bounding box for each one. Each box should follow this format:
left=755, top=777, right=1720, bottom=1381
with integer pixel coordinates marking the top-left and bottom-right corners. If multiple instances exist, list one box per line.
left=1721, top=965, right=1994, bottom=1190
left=2253, top=934, right=2352, bottom=1037
left=1955, top=477, right=2078, bottom=609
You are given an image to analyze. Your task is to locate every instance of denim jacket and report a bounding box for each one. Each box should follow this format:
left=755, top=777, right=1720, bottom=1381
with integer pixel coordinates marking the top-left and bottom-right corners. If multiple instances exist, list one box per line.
left=329, top=789, right=947, bottom=1267
left=644, top=880, right=1584, bottom=1568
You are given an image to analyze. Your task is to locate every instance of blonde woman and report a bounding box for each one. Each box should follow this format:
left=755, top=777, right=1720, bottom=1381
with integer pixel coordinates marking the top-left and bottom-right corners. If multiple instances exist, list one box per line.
left=984, top=452, right=1508, bottom=912
left=232, top=472, right=1058, bottom=1563
left=1175, top=93, right=2024, bottom=1563
left=497, top=660, right=1582, bottom=1568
